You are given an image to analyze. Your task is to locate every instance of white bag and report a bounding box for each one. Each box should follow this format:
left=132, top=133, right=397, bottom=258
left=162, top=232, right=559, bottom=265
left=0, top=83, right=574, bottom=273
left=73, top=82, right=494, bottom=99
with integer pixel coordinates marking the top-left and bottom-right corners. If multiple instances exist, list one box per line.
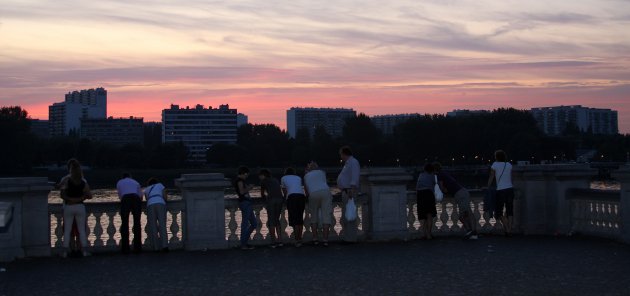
left=345, top=198, right=357, bottom=222
left=434, top=175, right=444, bottom=202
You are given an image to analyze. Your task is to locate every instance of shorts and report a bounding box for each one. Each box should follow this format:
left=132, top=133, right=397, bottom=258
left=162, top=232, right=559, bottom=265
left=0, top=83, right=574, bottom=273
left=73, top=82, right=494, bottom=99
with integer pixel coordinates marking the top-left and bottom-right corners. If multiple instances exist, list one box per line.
left=454, top=188, right=471, bottom=214
left=308, top=189, right=333, bottom=225
left=495, top=188, right=514, bottom=218
left=266, top=200, right=284, bottom=227
left=286, top=193, right=306, bottom=226
left=416, top=189, right=437, bottom=218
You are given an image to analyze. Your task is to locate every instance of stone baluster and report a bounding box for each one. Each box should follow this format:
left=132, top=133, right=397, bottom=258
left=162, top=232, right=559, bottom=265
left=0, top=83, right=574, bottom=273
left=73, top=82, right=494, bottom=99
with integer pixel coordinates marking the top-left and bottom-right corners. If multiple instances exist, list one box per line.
left=176, top=173, right=230, bottom=250
left=302, top=206, right=312, bottom=242
left=53, top=212, right=64, bottom=248
left=93, top=212, right=104, bottom=247
left=360, top=168, right=413, bottom=241
left=227, top=208, right=238, bottom=242
left=106, top=212, right=117, bottom=247
left=436, top=202, right=446, bottom=231
left=253, top=206, right=264, bottom=241
left=279, top=208, right=289, bottom=240
left=450, top=204, right=460, bottom=233
left=407, top=200, right=417, bottom=235
left=329, top=204, right=340, bottom=240
left=169, top=210, right=181, bottom=244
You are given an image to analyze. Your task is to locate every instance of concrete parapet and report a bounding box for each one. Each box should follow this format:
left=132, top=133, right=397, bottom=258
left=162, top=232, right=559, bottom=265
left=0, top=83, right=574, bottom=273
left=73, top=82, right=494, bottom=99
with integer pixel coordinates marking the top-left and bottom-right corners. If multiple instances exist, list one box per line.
left=361, top=168, right=413, bottom=240
left=0, top=177, right=52, bottom=261
left=612, top=165, right=630, bottom=244
left=513, top=164, right=597, bottom=235
left=175, top=173, right=230, bottom=250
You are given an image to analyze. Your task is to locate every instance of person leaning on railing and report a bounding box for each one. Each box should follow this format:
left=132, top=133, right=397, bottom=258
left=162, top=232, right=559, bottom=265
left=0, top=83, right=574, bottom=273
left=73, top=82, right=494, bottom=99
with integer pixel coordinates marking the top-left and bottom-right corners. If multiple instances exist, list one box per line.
left=258, top=169, right=284, bottom=248
left=59, top=158, right=93, bottom=258
left=117, top=172, right=143, bottom=254
left=233, top=166, right=257, bottom=250
left=144, top=177, right=169, bottom=252
left=304, top=161, right=332, bottom=247
left=281, top=167, right=306, bottom=247
left=488, top=150, right=515, bottom=237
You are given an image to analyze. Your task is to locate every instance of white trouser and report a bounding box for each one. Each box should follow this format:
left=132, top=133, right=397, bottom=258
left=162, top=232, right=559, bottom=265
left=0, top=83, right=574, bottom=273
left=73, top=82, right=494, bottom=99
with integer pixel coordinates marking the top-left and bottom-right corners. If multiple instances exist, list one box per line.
left=63, top=204, right=88, bottom=249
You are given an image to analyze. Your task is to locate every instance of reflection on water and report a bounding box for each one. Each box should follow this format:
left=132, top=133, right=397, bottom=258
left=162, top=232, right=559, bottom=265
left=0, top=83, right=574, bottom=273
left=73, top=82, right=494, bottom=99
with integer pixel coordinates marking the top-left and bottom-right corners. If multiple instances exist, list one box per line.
left=590, top=180, right=620, bottom=191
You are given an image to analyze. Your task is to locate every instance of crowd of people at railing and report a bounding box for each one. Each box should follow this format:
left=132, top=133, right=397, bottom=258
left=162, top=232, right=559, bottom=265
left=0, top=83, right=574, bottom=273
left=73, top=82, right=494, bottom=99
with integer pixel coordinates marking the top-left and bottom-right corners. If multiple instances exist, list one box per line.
left=56, top=146, right=514, bottom=257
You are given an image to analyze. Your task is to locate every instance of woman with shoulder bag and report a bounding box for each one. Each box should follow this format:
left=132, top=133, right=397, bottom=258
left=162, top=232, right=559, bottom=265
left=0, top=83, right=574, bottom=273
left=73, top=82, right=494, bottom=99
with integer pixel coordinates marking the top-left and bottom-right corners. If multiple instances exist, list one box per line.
left=487, top=150, right=514, bottom=237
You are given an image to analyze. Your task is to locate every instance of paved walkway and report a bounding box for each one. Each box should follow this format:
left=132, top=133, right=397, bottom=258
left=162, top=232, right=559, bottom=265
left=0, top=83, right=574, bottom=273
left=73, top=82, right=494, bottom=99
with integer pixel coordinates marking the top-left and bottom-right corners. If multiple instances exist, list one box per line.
left=1, top=236, right=629, bottom=296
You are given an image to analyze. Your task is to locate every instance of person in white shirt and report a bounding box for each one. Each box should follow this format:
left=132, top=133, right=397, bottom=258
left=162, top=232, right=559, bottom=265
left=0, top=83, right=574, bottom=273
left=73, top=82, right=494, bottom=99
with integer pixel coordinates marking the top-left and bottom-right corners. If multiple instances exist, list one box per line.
left=304, top=161, right=332, bottom=246
left=487, top=150, right=514, bottom=236
left=144, top=177, right=168, bottom=252
left=117, top=173, right=143, bottom=253
left=337, top=146, right=360, bottom=242
left=281, top=167, right=306, bottom=247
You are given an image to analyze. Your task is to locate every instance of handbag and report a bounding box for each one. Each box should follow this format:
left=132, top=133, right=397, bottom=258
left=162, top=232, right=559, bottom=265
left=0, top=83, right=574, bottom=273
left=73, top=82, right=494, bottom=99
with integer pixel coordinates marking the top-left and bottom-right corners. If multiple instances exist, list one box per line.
left=345, top=198, right=357, bottom=222
left=434, top=175, right=444, bottom=202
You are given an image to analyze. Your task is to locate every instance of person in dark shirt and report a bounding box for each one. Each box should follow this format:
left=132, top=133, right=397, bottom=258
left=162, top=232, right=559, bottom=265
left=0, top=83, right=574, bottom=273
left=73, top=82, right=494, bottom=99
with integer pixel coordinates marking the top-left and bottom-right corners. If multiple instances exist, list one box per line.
left=59, top=158, right=93, bottom=257
left=259, top=169, right=285, bottom=248
left=233, top=166, right=257, bottom=250
left=433, top=162, right=478, bottom=240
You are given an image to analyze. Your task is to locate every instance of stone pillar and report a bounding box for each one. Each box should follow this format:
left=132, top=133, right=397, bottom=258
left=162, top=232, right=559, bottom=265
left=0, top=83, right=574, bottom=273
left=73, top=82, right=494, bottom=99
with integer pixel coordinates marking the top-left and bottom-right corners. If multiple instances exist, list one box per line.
left=360, top=168, right=412, bottom=241
left=513, top=165, right=596, bottom=235
left=613, top=165, right=630, bottom=244
left=176, top=173, right=230, bottom=250
left=0, top=177, right=52, bottom=261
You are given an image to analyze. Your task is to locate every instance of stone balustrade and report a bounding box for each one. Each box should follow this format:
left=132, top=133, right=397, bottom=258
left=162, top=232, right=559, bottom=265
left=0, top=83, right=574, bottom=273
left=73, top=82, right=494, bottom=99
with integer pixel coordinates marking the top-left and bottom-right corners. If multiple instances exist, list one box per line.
left=48, top=200, right=185, bottom=253
left=224, top=194, right=369, bottom=247
left=1, top=165, right=629, bottom=261
left=566, top=188, right=621, bottom=239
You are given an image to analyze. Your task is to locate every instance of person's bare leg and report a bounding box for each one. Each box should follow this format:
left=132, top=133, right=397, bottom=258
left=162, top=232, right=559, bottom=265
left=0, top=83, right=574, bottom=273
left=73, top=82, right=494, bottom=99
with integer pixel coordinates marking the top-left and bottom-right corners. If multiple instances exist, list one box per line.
left=311, top=224, right=319, bottom=242
left=275, top=225, right=282, bottom=243
left=501, top=216, right=509, bottom=234
left=322, top=224, right=330, bottom=245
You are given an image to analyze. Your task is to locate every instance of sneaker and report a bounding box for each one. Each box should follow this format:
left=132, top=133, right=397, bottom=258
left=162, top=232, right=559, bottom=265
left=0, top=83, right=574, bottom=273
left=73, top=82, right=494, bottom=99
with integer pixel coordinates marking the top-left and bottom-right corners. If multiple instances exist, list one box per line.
left=277, top=243, right=284, bottom=247
left=295, top=241, right=302, bottom=248
left=241, top=244, right=255, bottom=250
left=322, top=241, right=329, bottom=247
left=463, top=230, right=473, bottom=240
left=270, top=243, right=278, bottom=249
left=82, top=251, right=92, bottom=257
left=469, top=235, right=478, bottom=240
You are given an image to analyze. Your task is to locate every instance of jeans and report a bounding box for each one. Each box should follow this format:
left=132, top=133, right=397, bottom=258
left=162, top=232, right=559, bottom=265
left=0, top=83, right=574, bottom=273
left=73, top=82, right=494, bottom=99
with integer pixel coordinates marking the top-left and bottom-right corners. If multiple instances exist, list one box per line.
left=63, top=204, right=87, bottom=249
left=147, top=203, right=168, bottom=250
left=239, top=200, right=258, bottom=246
left=120, top=194, right=142, bottom=252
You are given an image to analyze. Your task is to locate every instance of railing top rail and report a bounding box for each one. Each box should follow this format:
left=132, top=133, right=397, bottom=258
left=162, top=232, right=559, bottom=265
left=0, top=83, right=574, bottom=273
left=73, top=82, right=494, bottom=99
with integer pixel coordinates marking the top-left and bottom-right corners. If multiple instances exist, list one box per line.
left=566, top=188, right=620, bottom=202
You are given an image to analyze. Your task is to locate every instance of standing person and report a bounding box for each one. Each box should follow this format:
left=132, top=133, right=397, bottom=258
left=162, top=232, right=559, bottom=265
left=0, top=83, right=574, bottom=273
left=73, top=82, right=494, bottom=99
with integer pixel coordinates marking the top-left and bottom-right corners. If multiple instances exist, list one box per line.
left=258, top=169, right=285, bottom=248
left=433, top=162, right=478, bottom=240
left=304, top=161, right=333, bottom=247
left=416, top=163, right=437, bottom=240
left=59, top=159, right=92, bottom=257
left=234, top=166, right=257, bottom=250
left=281, top=167, right=306, bottom=247
left=487, top=150, right=514, bottom=236
left=144, top=177, right=169, bottom=252
left=337, top=146, right=360, bottom=243
left=117, top=172, right=143, bottom=254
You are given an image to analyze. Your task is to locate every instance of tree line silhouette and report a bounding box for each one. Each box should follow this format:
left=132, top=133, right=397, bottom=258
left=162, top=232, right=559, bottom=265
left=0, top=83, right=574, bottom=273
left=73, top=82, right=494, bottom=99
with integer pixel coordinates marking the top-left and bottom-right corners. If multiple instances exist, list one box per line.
left=2, top=105, right=629, bottom=175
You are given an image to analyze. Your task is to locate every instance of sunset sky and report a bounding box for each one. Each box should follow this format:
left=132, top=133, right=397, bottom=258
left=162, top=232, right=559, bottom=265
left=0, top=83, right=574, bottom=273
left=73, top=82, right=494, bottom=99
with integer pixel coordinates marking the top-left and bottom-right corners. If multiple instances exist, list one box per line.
left=2, top=0, right=629, bottom=132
